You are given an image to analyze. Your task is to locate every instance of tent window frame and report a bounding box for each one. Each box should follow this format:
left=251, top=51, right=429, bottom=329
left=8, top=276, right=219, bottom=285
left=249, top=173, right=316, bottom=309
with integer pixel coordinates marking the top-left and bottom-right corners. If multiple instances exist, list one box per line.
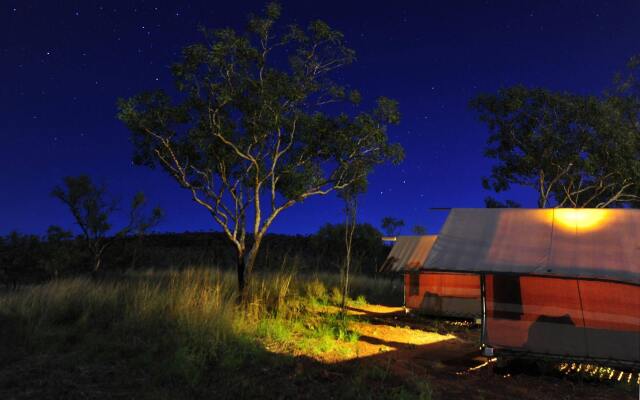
left=492, top=274, right=523, bottom=320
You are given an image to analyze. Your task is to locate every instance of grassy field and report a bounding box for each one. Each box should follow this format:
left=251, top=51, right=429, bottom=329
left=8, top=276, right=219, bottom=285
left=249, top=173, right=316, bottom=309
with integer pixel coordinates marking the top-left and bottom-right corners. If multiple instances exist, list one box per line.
left=0, top=268, right=636, bottom=400
left=0, top=268, right=418, bottom=399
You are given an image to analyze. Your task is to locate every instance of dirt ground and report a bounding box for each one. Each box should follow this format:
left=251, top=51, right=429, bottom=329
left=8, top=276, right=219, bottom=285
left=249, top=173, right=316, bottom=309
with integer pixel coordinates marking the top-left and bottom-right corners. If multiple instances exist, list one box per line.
left=310, top=304, right=638, bottom=400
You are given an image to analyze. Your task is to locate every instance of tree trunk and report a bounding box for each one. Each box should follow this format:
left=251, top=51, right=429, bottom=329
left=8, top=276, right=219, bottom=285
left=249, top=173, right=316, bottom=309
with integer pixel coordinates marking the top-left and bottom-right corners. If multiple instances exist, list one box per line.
left=242, top=240, right=262, bottom=299
left=92, top=253, right=102, bottom=273
left=236, top=249, right=246, bottom=302
left=341, top=196, right=357, bottom=312
left=90, top=241, right=108, bottom=274
left=130, top=235, right=143, bottom=270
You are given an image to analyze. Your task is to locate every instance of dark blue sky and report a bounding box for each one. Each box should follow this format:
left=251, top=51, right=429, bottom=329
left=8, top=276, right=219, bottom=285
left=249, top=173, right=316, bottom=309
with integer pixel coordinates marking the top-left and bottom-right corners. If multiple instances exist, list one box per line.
left=2, top=1, right=639, bottom=236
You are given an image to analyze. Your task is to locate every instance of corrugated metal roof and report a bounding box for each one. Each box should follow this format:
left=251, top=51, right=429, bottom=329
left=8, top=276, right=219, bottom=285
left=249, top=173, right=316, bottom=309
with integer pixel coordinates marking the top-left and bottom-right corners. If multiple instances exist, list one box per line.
left=424, top=208, right=640, bottom=285
left=379, top=235, right=437, bottom=273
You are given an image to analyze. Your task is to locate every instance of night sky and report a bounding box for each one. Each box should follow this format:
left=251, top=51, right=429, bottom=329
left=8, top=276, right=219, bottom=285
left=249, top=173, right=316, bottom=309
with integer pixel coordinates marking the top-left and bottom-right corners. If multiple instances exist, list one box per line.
left=2, top=1, right=639, bottom=237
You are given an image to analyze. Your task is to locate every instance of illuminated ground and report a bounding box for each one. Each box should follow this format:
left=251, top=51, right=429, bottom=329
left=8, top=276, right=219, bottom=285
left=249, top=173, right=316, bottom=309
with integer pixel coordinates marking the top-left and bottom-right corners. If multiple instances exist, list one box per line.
left=291, top=304, right=638, bottom=400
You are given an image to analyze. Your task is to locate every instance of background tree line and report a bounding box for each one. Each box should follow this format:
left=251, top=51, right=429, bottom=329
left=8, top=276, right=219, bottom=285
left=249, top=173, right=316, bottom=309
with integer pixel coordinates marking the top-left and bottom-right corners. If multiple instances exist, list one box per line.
left=0, top=223, right=390, bottom=287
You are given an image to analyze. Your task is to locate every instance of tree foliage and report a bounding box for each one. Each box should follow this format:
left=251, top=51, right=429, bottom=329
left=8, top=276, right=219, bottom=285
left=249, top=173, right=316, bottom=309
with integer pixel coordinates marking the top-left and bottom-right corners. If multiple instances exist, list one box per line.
left=484, top=197, right=521, bottom=208
left=471, top=57, right=640, bottom=208
left=0, top=232, right=46, bottom=287
left=52, top=175, right=163, bottom=272
left=117, top=3, right=403, bottom=295
left=411, top=225, right=427, bottom=235
left=380, top=216, right=404, bottom=236
left=312, top=222, right=386, bottom=274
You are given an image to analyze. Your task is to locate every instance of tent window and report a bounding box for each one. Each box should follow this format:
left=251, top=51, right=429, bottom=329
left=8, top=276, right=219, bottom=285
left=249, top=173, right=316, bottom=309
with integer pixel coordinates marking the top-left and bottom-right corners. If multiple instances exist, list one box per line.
left=409, top=272, right=420, bottom=296
left=492, top=275, right=523, bottom=320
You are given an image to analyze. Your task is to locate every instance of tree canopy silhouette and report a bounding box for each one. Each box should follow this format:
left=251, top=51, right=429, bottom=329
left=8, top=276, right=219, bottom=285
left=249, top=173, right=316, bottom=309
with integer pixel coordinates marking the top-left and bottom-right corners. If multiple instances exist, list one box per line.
left=380, top=216, right=404, bottom=236
left=52, top=175, right=162, bottom=272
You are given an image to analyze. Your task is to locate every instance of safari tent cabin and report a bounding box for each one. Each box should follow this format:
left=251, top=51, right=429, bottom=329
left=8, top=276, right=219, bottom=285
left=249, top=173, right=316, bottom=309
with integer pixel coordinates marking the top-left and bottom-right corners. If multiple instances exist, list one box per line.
left=380, top=235, right=481, bottom=318
left=424, top=208, right=640, bottom=367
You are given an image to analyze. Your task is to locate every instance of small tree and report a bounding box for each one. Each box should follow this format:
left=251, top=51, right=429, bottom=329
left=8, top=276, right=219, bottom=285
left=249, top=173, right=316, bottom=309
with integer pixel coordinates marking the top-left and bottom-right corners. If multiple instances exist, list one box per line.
left=339, top=188, right=358, bottom=312
left=381, top=216, right=404, bottom=236
left=312, top=223, right=385, bottom=274
left=411, top=225, right=427, bottom=235
left=128, top=192, right=164, bottom=269
left=52, top=176, right=163, bottom=272
left=118, top=3, right=403, bottom=297
left=484, top=197, right=521, bottom=208
left=44, top=225, right=75, bottom=278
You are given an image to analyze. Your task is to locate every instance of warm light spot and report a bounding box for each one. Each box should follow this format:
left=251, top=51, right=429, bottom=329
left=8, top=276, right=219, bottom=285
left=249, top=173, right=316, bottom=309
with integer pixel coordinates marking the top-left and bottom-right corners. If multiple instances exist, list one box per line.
left=557, top=362, right=640, bottom=385
left=553, top=209, right=609, bottom=232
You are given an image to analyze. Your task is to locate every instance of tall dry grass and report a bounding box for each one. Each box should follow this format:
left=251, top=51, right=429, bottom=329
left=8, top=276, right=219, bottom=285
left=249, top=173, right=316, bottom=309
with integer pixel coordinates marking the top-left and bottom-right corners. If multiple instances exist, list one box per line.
left=0, top=267, right=402, bottom=394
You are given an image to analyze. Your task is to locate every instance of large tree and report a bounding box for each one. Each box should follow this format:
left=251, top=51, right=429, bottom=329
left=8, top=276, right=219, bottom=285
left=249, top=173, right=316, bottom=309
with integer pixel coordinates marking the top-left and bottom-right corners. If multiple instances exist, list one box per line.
left=471, top=59, right=640, bottom=208
left=117, top=3, right=403, bottom=296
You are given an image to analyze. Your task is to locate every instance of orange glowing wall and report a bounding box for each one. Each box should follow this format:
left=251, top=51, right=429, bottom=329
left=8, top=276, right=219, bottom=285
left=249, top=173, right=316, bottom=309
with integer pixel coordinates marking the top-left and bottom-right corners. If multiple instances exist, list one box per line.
left=404, top=272, right=481, bottom=309
left=484, top=274, right=640, bottom=362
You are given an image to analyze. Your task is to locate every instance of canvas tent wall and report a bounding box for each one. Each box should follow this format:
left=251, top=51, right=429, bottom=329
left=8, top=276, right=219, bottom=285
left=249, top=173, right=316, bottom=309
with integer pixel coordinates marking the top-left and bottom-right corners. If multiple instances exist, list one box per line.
left=381, top=235, right=481, bottom=318
left=424, top=208, right=640, bottom=366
